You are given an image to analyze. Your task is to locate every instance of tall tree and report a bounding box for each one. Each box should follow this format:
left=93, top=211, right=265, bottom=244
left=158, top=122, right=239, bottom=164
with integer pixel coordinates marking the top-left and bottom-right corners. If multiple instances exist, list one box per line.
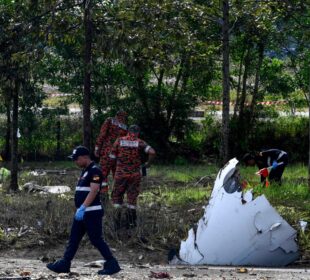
left=83, top=0, right=93, bottom=149
left=92, top=0, right=220, bottom=158
left=281, top=0, right=310, bottom=187
left=0, top=0, right=46, bottom=191
left=229, top=0, right=291, bottom=154
left=221, top=0, right=230, bottom=163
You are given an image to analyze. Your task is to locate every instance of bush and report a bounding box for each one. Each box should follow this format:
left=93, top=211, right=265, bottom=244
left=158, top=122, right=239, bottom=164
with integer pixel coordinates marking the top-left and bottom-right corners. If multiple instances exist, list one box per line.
left=0, top=113, right=308, bottom=163
left=183, top=116, right=308, bottom=163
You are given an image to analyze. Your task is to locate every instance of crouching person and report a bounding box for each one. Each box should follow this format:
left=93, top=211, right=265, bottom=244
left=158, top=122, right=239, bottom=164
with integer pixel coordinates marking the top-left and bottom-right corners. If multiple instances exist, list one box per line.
left=109, top=125, right=156, bottom=230
left=46, top=146, right=120, bottom=275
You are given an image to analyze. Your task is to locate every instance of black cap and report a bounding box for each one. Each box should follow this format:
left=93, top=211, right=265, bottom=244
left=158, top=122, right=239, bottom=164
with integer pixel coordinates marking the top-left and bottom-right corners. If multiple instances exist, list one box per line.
left=68, top=146, right=90, bottom=160
left=242, top=152, right=255, bottom=162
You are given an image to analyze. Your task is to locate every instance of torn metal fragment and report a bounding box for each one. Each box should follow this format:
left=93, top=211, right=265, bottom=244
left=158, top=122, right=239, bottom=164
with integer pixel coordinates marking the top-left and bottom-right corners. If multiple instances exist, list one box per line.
left=173, top=158, right=299, bottom=267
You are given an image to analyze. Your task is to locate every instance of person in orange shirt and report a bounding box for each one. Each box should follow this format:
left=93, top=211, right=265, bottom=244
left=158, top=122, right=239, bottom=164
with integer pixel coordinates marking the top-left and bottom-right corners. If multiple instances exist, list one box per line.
left=94, top=111, right=128, bottom=192
left=109, top=125, right=156, bottom=230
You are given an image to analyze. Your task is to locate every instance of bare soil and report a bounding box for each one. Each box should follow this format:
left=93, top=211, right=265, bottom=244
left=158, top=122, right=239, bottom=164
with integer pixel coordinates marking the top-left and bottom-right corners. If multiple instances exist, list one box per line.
left=0, top=255, right=309, bottom=280
left=0, top=244, right=309, bottom=279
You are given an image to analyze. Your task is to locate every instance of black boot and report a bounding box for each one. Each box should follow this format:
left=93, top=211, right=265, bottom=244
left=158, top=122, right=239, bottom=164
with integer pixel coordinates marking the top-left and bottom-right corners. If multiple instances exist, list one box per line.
left=98, top=258, right=121, bottom=275
left=125, top=208, right=137, bottom=229
left=113, top=208, right=122, bottom=231
left=46, top=259, right=71, bottom=273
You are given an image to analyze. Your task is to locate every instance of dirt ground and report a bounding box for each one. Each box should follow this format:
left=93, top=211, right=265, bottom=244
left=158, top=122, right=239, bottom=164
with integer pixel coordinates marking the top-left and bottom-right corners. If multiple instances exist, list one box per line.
left=0, top=247, right=309, bottom=280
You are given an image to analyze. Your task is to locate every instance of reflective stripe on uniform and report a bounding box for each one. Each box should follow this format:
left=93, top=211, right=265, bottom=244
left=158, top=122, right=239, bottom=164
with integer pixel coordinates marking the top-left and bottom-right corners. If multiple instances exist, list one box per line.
left=267, top=157, right=271, bottom=166
left=120, top=140, right=139, bottom=147
left=277, top=151, right=287, bottom=160
left=109, top=154, right=116, bottom=159
left=145, top=145, right=151, bottom=153
left=85, top=205, right=102, bottom=212
left=126, top=203, right=136, bottom=209
left=76, top=186, right=90, bottom=191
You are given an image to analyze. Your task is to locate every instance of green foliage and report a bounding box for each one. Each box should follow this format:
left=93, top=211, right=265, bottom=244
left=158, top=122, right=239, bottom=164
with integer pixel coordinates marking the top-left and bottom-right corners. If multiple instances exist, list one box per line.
left=17, top=114, right=82, bottom=161
left=182, top=116, right=221, bottom=160
left=173, top=156, right=189, bottom=167
left=288, top=90, right=308, bottom=108
left=255, top=105, right=279, bottom=118
left=0, top=0, right=309, bottom=165
left=249, top=117, right=308, bottom=162
left=149, top=163, right=218, bottom=183
left=261, top=58, right=295, bottom=97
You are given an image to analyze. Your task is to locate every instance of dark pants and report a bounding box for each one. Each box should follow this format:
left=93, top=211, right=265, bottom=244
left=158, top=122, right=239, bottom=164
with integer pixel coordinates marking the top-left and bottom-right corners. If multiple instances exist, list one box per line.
left=261, top=154, right=288, bottom=184
left=63, top=210, right=113, bottom=262
left=100, top=147, right=116, bottom=189
left=112, top=173, right=141, bottom=206
left=270, top=154, right=288, bottom=183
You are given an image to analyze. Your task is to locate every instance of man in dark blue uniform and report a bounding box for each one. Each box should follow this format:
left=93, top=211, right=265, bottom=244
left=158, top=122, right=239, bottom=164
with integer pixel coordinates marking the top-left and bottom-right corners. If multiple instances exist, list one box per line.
left=46, top=146, right=120, bottom=275
left=243, top=148, right=288, bottom=184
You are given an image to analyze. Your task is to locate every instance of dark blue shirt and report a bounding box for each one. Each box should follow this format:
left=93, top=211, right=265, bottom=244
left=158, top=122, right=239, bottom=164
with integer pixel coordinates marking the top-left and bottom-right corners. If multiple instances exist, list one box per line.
left=255, top=149, right=288, bottom=169
left=74, top=162, right=103, bottom=210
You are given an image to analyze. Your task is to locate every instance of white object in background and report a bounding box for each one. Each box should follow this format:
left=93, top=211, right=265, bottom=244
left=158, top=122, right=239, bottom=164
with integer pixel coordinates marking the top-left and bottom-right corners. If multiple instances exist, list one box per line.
left=174, top=158, right=299, bottom=267
left=43, top=185, right=71, bottom=194
left=17, top=128, right=21, bottom=138
left=299, top=220, right=308, bottom=233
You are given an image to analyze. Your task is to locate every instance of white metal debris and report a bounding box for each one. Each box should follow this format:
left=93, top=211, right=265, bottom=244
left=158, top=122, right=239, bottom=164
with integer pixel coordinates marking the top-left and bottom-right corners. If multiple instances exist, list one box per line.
left=43, top=185, right=71, bottom=194
left=22, top=182, right=71, bottom=194
left=172, top=158, right=299, bottom=267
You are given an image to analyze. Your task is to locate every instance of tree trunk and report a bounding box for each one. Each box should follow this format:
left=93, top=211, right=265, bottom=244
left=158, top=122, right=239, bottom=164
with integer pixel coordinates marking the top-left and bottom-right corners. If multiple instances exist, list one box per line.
left=221, top=0, right=230, bottom=164
left=10, top=80, right=19, bottom=192
left=308, top=101, right=310, bottom=190
left=305, top=82, right=310, bottom=189
left=4, top=96, right=11, bottom=161
left=168, top=59, right=190, bottom=139
left=56, top=118, right=61, bottom=160
left=83, top=0, right=92, bottom=150
left=238, top=47, right=251, bottom=123
left=167, top=57, right=184, bottom=126
left=233, top=49, right=245, bottom=117
left=154, top=68, right=164, bottom=121
left=250, top=42, right=264, bottom=123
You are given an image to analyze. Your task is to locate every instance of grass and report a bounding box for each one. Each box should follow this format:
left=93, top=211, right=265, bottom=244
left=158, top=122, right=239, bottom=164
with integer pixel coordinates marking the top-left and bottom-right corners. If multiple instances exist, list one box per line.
left=0, top=161, right=309, bottom=263
left=140, top=186, right=210, bottom=206
left=149, top=163, right=218, bottom=183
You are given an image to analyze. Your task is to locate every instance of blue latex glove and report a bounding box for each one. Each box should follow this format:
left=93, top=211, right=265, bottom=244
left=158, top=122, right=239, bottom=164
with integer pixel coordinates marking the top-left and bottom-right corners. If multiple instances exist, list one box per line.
left=75, top=205, right=86, bottom=221
left=272, top=160, right=278, bottom=169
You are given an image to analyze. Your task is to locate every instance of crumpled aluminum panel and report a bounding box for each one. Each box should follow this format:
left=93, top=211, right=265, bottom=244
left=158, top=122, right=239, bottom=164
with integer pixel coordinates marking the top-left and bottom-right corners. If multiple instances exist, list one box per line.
left=177, top=158, right=299, bottom=267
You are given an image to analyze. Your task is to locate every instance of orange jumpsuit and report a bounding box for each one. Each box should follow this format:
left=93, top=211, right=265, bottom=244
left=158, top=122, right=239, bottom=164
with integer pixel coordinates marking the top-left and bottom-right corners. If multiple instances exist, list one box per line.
left=95, top=117, right=127, bottom=191
left=109, top=133, right=152, bottom=207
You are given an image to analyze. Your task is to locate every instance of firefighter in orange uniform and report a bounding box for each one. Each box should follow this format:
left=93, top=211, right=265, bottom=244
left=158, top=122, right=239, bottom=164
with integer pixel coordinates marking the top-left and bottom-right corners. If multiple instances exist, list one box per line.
left=109, top=125, right=156, bottom=230
left=94, top=111, right=128, bottom=192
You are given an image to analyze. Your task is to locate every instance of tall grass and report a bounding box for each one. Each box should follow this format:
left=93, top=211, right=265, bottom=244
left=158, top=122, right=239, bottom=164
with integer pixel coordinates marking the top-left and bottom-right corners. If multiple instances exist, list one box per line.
left=140, top=186, right=211, bottom=206
left=149, top=163, right=218, bottom=183
left=0, top=161, right=308, bottom=262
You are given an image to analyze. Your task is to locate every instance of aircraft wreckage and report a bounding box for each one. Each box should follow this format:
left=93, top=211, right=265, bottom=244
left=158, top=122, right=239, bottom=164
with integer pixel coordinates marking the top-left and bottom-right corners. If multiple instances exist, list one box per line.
left=170, top=158, right=299, bottom=267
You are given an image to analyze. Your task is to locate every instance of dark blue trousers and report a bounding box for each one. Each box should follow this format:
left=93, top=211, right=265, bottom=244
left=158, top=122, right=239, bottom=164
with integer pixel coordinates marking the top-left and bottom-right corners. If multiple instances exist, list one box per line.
left=63, top=210, right=113, bottom=262
left=269, top=154, right=288, bottom=183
